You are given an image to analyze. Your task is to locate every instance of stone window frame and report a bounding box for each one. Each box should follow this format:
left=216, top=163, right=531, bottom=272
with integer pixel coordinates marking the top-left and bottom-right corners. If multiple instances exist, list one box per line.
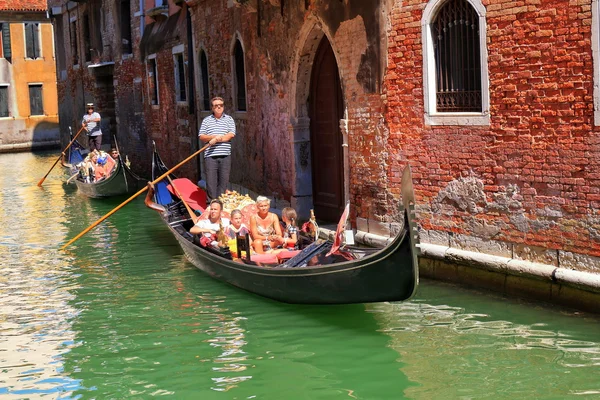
left=172, top=44, right=187, bottom=104
left=147, top=53, right=160, bottom=107
left=421, top=0, right=490, bottom=126
left=230, top=32, right=247, bottom=112
left=23, top=22, right=42, bottom=60
left=592, top=0, right=600, bottom=125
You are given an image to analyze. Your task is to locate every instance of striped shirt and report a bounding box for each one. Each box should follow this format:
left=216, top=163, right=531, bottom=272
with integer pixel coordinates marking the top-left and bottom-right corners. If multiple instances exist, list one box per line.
left=199, top=113, right=236, bottom=158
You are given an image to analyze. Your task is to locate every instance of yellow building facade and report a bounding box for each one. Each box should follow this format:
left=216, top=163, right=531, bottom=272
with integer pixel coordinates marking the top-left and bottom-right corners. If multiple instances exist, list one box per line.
left=0, top=4, right=59, bottom=153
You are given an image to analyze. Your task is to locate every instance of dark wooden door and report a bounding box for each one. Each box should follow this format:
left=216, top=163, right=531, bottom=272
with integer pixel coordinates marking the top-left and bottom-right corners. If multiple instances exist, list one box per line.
left=309, top=37, right=344, bottom=222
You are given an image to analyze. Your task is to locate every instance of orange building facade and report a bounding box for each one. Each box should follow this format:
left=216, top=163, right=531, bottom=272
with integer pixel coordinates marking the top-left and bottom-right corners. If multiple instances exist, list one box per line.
left=0, top=1, right=59, bottom=153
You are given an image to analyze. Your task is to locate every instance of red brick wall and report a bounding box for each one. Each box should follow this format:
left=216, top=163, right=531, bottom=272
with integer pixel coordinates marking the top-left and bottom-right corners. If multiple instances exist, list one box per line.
left=386, top=0, right=600, bottom=257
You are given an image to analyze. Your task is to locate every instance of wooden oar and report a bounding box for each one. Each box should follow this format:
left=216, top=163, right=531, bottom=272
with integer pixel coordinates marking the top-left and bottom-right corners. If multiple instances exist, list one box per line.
left=38, top=126, right=87, bottom=187
left=61, top=143, right=210, bottom=250
left=166, top=175, right=197, bottom=221
left=66, top=171, right=79, bottom=184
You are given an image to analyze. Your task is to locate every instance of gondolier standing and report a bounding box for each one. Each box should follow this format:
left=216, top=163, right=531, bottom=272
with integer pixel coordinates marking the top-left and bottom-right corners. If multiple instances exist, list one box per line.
left=82, top=103, right=103, bottom=152
left=198, top=97, right=236, bottom=201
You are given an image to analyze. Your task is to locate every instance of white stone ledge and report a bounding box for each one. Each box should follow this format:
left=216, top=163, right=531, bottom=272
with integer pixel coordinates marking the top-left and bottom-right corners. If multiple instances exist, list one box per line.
left=420, top=242, right=600, bottom=294
left=0, top=140, right=60, bottom=153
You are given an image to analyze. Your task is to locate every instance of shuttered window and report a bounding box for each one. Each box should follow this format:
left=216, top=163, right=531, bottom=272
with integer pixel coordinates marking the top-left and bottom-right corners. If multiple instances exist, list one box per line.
left=233, top=39, right=246, bottom=111
left=200, top=50, right=210, bottom=111
left=1, top=23, right=11, bottom=62
left=0, top=86, right=8, bottom=117
left=432, top=0, right=481, bottom=112
left=24, top=22, right=41, bottom=59
left=29, top=84, right=43, bottom=116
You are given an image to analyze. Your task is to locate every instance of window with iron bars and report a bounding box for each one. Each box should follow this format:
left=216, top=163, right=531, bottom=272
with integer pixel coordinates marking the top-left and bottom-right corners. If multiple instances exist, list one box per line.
left=432, top=0, right=481, bottom=112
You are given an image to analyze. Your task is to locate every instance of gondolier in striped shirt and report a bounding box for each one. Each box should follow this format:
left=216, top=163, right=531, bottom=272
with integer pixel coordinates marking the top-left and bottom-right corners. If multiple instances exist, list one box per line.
left=198, top=97, right=236, bottom=200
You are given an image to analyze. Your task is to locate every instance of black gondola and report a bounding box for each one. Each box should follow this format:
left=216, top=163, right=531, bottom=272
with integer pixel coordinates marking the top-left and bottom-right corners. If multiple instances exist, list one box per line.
left=63, top=137, right=143, bottom=198
left=73, top=159, right=141, bottom=198
left=145, top=149, right=420, bottom=304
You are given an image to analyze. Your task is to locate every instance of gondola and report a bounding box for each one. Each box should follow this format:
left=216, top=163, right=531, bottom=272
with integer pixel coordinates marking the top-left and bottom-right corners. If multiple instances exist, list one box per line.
left=145, top=149, right=420, bottom=304
left=63, top=138, right=143, bottom=198
left=73, top=158, right=142, bottom=198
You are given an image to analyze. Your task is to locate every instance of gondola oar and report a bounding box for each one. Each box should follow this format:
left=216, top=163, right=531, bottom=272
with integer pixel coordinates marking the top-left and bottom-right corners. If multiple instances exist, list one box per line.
left=38, top=126, right=87, bottom=187
left=61, top=143, right=211, bottom=250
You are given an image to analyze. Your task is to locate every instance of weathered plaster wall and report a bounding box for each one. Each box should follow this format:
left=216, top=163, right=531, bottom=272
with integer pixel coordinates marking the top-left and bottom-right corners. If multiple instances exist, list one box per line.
left=386, top=0, right=600, bottom=268
left=0, top=22, right=59, bottom=151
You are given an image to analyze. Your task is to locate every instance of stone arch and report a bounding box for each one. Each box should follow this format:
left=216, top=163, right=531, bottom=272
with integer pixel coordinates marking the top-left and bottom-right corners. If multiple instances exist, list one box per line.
left=288, top=17, right=347, bottom=219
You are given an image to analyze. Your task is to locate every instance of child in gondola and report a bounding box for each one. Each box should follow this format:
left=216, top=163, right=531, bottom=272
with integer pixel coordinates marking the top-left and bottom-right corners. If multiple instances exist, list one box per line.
left=281, top=207, right=299, bottom=250
left=225, top=209, right=250, bottom=239
left=225, top=209, right=251, bottom=258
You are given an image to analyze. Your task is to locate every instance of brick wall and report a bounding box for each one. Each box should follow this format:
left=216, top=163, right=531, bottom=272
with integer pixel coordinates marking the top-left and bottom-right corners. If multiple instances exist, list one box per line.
left=386, top=0, right=600, bottom=264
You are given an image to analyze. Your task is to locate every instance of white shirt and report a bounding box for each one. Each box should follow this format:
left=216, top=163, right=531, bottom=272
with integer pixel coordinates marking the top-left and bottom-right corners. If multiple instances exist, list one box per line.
left=194, top=217, right=230, bottom=237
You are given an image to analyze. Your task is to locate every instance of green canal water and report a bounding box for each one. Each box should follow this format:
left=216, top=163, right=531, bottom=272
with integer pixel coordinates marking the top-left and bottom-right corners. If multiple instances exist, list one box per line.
left=1, top=151, right=600, bottom=399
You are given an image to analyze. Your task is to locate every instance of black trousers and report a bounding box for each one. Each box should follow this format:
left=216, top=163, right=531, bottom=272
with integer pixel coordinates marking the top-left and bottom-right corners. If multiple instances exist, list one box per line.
left=204, top=155, right=231, bottom=200
left=89, top=135, right=102, bottom=152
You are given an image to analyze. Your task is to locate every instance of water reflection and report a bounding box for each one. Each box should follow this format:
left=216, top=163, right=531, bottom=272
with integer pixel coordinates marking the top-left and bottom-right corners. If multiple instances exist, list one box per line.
left=369, top=281, right=600, bottom=399
left=0, top=152, right=82, bottom=397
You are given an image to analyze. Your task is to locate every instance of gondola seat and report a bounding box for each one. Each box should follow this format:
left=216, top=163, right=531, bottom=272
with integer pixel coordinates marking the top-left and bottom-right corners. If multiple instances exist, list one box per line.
left=250, top=253, right=279, bottom=264
left=276, top=250, right=302, bottom=263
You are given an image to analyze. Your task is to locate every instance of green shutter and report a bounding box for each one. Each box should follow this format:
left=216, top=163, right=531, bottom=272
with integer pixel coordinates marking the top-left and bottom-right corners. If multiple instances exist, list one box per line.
left=2, top=23, right=11, bottom=62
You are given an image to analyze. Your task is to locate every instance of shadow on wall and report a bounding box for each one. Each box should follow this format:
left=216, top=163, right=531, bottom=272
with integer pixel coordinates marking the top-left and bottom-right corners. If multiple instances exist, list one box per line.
left=0, top=120, right=61, bottom=153
left=31, top=121, right=61, bottom=151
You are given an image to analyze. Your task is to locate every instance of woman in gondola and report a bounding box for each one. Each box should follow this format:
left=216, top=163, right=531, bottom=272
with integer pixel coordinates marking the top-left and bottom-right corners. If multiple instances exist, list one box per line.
left=249, top=196, right=285, bottom=254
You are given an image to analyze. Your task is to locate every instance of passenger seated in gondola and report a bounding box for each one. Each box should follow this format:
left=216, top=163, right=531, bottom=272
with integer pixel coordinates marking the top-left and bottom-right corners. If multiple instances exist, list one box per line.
left=190, top=199, right=230, bottom=248
left=225, top=209, right=251, bottom=258
left=109, top=147, right=119, bottom=160
left=225, top=209, right=250, bottom=239
left=76, top=150, right=98, bottom=182
left=250, top=196, right=285, bottom=254
left=281, top=207, right=299, bottom=250
left=94, top=152, right=116, bottom=181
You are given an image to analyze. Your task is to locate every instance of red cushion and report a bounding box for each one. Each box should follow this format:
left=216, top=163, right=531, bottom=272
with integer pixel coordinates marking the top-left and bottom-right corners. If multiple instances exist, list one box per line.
left=250, top=254, right=279, bottom=264
left=276, top=250, right=301, bottom=261
left=167, top=178, right=207, bottom=211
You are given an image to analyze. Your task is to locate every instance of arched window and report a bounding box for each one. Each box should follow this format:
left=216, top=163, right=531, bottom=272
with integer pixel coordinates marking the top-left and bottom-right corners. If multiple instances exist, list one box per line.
left=199, top=49, right=210, bottom=111
left=422, top=0, right=489, bottom=125
left=233, top=39, right=246, bottom=111
left=433, top=0, right=480, bottom=112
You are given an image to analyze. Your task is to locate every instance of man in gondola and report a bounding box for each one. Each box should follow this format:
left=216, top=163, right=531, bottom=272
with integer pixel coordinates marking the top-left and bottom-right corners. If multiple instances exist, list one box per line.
left=198, top=97, right=236, bottom=201
left=190, top=199, right=230, bottom=247
left=82, top=103, right=103, bottom=152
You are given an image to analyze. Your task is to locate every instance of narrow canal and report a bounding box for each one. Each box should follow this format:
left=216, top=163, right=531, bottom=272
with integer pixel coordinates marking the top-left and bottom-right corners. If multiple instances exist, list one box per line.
left=1, top=151, right=600, bottom=399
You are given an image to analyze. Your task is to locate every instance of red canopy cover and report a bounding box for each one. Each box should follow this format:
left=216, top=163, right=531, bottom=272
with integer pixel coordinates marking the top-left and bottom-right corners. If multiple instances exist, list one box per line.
left=166, top=178, right=207, bottom=212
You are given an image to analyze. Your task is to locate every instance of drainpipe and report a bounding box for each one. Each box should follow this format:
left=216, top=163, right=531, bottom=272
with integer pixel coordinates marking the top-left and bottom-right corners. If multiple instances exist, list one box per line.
left=139, top=0, right=144, bottom=37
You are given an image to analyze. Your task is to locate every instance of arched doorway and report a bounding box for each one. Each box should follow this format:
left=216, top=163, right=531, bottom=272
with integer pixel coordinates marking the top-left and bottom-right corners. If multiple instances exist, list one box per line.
left=309, top=36, right=344, bottom=222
